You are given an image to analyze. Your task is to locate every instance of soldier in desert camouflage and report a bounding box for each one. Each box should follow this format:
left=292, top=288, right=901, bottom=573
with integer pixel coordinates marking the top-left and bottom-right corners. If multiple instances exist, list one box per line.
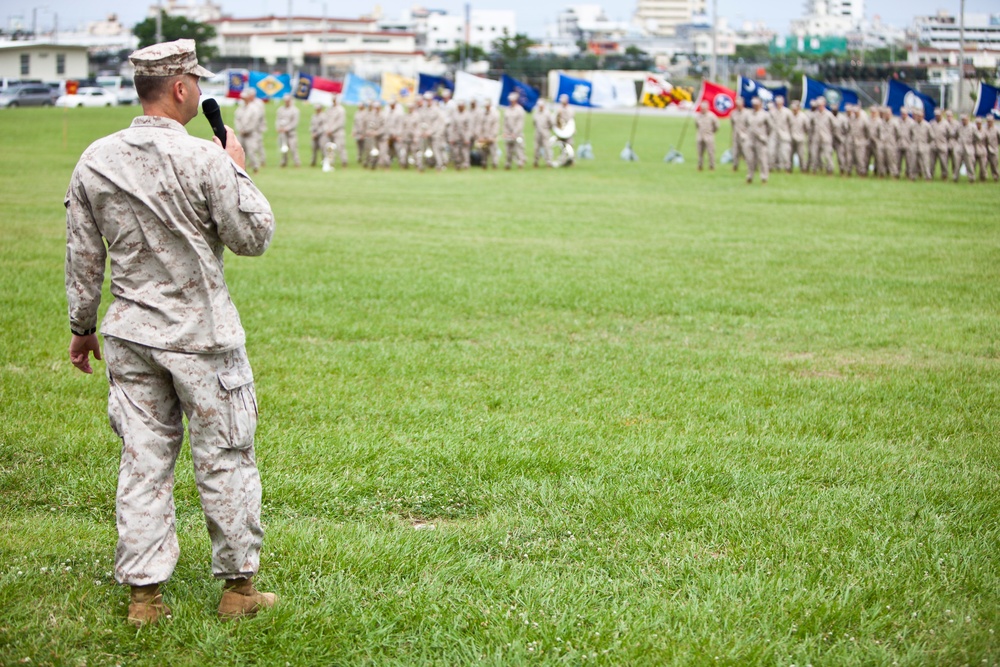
left=64, top=39, right=278, bottom=627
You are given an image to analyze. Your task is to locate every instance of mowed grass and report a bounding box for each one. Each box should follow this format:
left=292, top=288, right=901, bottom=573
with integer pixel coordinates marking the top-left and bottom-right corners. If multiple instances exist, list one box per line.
left=0, top=103, right=998, bottom=666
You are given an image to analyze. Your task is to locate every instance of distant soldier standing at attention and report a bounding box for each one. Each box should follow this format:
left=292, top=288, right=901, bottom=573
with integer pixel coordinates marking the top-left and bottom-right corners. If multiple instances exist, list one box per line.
left=64, top=39, right=277, bottom=627
left=973, top=117, right=989, bottom=182
left=788, top=100, right=808, bottom=172
left=503, top=92, right=526, bottom=170
left=745, top=97, right=772, bottom=184
left=325, top=95, right=348, bottom=168
left=309, top=103, right=327, bottom=167
left=954, top=114, right=977, bottom=183
left=930, top=108, right=950, bottom=180
left=730, top=97, right=747, bottom=171
left=984, top=116, right=999, bottom=182
left=276, top=96, right=300, bottom=168
left=532, top=99, right=553, bottom=167
left=771, top=95, right=793, bottom=171
left=695, top=100, right=719, bottom=171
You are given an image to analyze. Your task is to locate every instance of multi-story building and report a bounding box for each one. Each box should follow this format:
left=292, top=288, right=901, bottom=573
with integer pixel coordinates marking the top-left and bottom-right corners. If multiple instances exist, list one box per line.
left=146, top=0, right=224, bottom=24
left=424, top=10, right=516, bottom=53
left=208, top=15, right=423, bottom=79
left=633, top=0, right=707, bottom=38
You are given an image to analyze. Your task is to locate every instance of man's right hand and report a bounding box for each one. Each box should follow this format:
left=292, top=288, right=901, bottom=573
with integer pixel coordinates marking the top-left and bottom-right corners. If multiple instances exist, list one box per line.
left=69, top=333, right=102, bottom=374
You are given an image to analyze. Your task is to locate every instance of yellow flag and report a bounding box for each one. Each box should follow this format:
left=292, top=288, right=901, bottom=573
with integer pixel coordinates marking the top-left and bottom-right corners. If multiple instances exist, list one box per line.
left=380, top=73, right=417, bottom=103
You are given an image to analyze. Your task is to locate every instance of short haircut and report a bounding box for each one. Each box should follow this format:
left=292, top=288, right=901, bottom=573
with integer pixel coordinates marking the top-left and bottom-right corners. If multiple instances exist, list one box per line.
left=134, top=74, right=181, bottom=103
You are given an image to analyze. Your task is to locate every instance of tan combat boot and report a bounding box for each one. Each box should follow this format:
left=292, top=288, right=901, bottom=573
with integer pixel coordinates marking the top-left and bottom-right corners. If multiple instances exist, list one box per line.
left=127, top=583, right=171, bottom=627
left=217, top=577, right=278, bottom=620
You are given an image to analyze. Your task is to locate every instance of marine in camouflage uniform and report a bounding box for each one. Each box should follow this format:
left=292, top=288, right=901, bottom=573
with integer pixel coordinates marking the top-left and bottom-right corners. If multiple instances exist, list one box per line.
left=695, top=100, right=719, bottom=170
left=985, top=116, right=999, bottom=182
left=503, top=93, right=526, bottom=169
left=275, top=96, right=300, bottom=167
left=745, top=97, right=772, bottom=184
left=730, top=97, right=747, bottom=171
left=953, top=114, right=977, bottom=183
left=788, top=101, right=808, bottom=173
left=325, top=96, right=348, bottom=168
left=65, top=39, right=277, bottom=627
left=309, top=103, right=327, bottom=167
left=532, top=100, right=553, bottom=167
left=930, top=109, right=950, bottom=180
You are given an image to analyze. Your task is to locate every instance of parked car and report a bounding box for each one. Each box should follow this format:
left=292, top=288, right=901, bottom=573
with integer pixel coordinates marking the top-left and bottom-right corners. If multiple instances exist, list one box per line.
left=0, top=84, right=57, bottom=108
left=96, top=75, right=138, bottom=105
left=55, top=87, right=118, bottom=108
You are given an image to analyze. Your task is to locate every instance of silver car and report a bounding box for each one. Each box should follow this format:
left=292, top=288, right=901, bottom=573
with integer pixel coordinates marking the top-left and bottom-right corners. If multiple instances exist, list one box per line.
left=0, top=84, right=56, bottom=108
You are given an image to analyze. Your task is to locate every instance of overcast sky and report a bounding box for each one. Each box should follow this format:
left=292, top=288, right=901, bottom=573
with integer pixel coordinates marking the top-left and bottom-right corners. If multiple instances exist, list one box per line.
left=8, top=0, right=998, bottom=38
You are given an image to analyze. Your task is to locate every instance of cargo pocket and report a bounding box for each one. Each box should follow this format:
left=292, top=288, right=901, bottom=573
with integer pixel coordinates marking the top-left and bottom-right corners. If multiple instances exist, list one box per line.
left=218, top=365, right=258, bottom=450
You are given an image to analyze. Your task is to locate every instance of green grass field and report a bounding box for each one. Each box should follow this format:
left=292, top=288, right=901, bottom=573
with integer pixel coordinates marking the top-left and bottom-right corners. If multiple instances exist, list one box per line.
left=1, top=103, right=998, bottom=666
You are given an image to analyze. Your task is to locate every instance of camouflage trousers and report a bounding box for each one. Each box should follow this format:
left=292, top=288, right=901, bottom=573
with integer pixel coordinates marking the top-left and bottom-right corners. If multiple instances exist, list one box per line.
left=696, top=136, right=715, bottom=169
left=104, top=336, right=263, bottom=586
left=534, top=135, right=551, bottom=166
left=279, top=130, right=300, bottom=167
left=505, top=138, right=525, bottom=169
left=745, top=139, right=769, bottom=182
left=241, top=132, right=265, bottom=172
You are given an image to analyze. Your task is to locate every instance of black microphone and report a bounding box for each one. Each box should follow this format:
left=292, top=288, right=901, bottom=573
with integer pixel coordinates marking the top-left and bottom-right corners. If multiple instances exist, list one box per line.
left=202, top=98, right=227, bottom=148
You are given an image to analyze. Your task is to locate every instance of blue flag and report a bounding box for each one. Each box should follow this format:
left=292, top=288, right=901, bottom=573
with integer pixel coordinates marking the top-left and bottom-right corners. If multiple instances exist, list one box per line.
left=341, top=73, right=381, bottom=106
left=802, top=75, right=858, bottom=111
left=293, top=72, right=313, bottom=101
left=499, top=74, right=540, bottom=112
left=973, top=82, right=1000, bottom=119
left=556, top=73, right=593, bottom=107
left=248, top=71, right=292, bottom=100
left=738, top=77, right=788, bottom=109
left=417, top=73, right=454, bottom=99
left=884, top=79, right=936, bottom=118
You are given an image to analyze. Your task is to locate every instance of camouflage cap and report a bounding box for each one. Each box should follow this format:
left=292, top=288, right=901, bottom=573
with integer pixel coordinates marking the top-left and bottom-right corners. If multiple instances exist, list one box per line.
left=129, top=39, right=214, bottom=78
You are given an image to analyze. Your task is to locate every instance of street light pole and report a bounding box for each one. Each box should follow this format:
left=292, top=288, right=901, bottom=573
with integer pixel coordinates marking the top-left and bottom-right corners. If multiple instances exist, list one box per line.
left=287, top=0, right=294, bottom=75
left=711, top=0, right=717, bottom=81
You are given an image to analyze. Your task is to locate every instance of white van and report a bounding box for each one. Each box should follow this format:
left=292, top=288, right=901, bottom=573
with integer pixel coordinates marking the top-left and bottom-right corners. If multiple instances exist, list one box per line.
left=96, top=76, right=138, bottom=105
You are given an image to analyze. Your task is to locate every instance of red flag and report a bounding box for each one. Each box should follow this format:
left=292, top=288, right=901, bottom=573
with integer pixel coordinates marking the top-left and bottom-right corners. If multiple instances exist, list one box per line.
left=698, top=80, right=738, bottom=118
left=312, top=76, right=343, bottom=94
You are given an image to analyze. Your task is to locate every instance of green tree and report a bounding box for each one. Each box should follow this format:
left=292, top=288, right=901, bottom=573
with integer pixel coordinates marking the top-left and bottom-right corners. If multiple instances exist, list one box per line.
left=441, top=42, right=488, bottom=65
left=491, top=30, right=535, bottom=61
left=133, top=12, right=218, bottom=62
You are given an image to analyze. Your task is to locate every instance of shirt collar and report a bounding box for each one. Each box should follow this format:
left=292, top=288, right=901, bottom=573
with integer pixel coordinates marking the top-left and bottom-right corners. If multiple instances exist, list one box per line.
left=130, top=116, right=189, bottom=134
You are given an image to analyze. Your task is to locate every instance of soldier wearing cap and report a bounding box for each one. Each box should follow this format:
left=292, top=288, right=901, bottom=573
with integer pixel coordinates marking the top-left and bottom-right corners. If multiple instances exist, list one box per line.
left=238, top=88, right=267, bottom=173
left=930, top=109, right=950, bottom=180
left=532, top=99, right=553, bottom=168
left=276, top=96, right=301, bottom=167
left=984, top=116, right=999, bottom=182
left=309, top=102, right=327, bottom=167
left=503, top=92, right=526, bottom=169
left=730, top=97, right=748, bottom=171
left=954, top=114, right=977, bottom=183
left=479, top=98, right=500, bottom=169
left=65, top=39, right=277, bottom=628
left=325, top=95, right=348, bottom=168
left=788, top=100, right=808, bottom=173
left=695, top=100, right=719, bottom=171
left=745, top=96, right=772, bottom=184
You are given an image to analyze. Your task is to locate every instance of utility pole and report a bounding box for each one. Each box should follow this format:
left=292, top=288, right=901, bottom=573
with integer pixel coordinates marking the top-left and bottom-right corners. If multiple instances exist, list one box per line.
left=710, top=0, right=718, bottom=81
left=287, top=0, right=294, bottom=75
left=957, top=0, right=965, bottom=113
left=155, top=1, right=163, bottom=44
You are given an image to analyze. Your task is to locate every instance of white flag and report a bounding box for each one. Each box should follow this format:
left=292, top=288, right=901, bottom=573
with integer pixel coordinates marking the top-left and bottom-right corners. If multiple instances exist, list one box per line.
left=453, top=71, right=501, bottom=105
left=590, top=73, right=637, bottom=108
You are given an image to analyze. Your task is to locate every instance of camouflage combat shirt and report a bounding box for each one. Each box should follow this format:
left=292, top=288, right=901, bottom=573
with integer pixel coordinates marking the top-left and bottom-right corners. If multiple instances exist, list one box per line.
left=65, top=115, right=275, bottom=353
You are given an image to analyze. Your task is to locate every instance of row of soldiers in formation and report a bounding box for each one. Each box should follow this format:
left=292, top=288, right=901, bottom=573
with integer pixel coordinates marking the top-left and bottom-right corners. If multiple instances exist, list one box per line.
left=695, top=95, right=1000, bottom=184
left=232, top=88, right=578, bottom=173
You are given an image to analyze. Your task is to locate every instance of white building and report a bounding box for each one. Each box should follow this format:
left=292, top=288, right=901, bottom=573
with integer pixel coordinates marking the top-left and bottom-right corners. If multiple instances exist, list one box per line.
left=912, top=12, right=1000, bottom=52
left=633, top=0, right=707, bottom=38
left=0, top=41, right=89, bottom=79
left=551, top=5, right=631, bottom=42
left=209, top=15, right=425, bottom=79
left=424, top=10, right=516, bottom=53
left=147, top=0, right=224, bottom=24
left=792, top=0, right=864, bottom=37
